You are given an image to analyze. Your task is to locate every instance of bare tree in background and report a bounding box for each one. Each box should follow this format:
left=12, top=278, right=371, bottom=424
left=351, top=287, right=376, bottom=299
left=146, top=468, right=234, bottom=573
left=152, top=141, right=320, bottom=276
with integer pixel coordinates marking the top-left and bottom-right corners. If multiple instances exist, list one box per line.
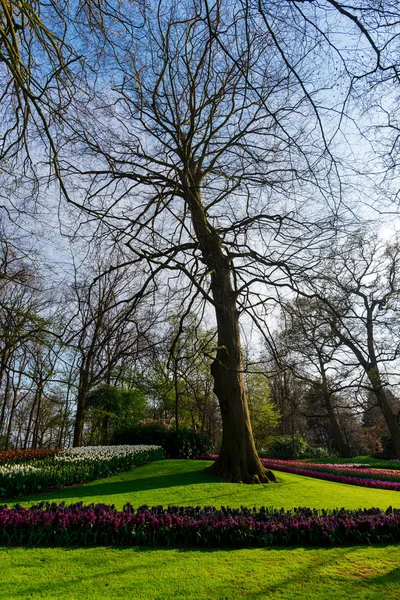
left=304, top=233, right=400, bottom=457
left=0, top=228, right=68, bottom=449
left=278, top=298, right=356, bottom=456
left=64, top=249, right=157, bottom=446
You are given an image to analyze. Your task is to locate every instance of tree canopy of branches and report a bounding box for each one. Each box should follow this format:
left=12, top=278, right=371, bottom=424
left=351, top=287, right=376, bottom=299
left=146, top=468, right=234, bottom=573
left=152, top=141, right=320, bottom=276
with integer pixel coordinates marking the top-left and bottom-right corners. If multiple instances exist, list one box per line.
left=51, top=0, right=400, bottom=480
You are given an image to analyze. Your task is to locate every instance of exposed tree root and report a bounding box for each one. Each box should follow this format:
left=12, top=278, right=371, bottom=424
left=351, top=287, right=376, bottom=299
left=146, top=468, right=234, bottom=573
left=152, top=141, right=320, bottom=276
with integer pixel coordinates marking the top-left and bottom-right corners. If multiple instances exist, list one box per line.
left=206, top=460, right=276, bottom=484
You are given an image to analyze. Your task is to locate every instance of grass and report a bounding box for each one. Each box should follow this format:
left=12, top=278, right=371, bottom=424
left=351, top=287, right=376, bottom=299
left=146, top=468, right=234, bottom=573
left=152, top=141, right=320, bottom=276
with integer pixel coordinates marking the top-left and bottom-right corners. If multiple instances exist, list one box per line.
left=13, top=459, right=400, bottom=510
left=1, top=545, right=400, bottom=600
left=2, top=459, right=400, bottom=599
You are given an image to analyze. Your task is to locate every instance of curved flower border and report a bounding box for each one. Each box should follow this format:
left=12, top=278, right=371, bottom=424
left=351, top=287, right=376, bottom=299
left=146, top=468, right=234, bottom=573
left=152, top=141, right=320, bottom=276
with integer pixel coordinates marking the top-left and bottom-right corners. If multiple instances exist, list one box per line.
left=1, top=502, right=400, bottom=547
left=197, top=456, right=400, bottom=491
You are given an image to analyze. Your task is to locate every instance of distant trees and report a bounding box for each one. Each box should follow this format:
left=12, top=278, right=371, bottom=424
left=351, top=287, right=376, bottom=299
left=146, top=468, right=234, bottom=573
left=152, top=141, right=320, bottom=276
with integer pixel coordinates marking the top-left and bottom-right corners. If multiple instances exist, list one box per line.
left=85, top=385, right=147, bottom=446
left=244, top=370, right=280, bottom=453
left=278, top=297, right=353, bottom=456
left=0, top=235, right=54, bottom=449
left=166, top=315, right=219, bottom=436
left=272, top=233, right=400, bottom=458
left=64, top=250, right=156, bottom=447
left=2, top=229, right=400, bottom=460
left=306, top=234, right=400, bottom=457
left=0, top=227, right=157, bottom=449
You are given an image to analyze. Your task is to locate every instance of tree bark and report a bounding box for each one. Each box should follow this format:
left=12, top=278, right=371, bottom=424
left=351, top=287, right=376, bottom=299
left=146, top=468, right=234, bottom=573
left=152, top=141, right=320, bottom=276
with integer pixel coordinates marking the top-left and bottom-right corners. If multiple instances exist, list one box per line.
left=183, top=178, right=275, bottom=483
left=367, top=368, right=400, bottom=459
left=325, top=399, right=350, bottom=457
left=320, top=364, right=350, bottom=457
left=73, top=370, right=90, bottom=447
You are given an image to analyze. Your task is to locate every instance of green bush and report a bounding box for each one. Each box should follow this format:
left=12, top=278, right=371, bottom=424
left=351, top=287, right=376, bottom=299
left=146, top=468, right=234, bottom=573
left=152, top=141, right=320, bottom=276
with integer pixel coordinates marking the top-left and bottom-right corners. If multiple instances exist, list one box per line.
left=305, top=446, right=331, bottom=459
left=111, top=424, right=212, bottom=459
left=375, top=434, right=397, bottom=459
left=261, top=435, right=310, bottom=460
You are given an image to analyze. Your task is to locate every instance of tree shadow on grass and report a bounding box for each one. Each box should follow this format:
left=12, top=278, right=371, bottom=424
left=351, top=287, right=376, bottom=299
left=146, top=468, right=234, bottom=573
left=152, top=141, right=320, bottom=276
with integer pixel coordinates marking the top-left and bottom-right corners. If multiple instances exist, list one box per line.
left=12, top=460, right=223, bottom=506
left=240, top=545, right=400, bottom=599
left=10, top=545, right=400, bottom=600
left=368, top=567, right=400, bottom=585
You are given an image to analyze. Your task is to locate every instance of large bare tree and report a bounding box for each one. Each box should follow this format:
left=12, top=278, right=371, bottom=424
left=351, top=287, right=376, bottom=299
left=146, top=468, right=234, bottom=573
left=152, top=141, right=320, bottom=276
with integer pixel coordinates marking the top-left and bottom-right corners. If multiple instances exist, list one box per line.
left=60, top=0, right=352, bottom=482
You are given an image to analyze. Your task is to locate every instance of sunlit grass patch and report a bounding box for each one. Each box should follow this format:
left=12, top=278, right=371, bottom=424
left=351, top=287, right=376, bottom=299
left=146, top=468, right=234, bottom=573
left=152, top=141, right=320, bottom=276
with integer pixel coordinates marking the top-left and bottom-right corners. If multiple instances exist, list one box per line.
left=13, top=459, right=400, bottom=511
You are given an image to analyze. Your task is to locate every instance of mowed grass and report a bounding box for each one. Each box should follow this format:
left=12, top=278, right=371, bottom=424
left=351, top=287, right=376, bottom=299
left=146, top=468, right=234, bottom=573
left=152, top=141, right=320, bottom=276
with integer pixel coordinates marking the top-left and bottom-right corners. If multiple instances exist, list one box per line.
left=1, top=545, right=400, bottom=600
left=13, top=459, right=400, bottom=510
left=2, top=459, right=400, bottom=600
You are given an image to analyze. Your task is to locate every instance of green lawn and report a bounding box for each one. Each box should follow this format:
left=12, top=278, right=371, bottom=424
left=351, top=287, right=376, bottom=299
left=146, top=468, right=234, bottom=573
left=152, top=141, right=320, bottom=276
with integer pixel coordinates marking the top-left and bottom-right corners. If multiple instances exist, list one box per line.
left=13, top=459, right=400, bottom=510
left=1, top=545, right=399, bottom=600
left=2, top=459, right=400, bottom=600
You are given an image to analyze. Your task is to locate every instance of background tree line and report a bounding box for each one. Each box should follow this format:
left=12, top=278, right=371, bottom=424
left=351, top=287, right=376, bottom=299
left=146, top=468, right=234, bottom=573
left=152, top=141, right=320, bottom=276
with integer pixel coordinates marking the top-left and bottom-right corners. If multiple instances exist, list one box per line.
left=0, top=220, right=399, bottom=461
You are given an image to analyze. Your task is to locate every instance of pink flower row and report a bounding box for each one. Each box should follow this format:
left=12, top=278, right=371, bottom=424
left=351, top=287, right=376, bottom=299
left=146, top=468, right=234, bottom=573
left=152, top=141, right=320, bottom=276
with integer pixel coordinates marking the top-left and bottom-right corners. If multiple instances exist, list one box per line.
left=260, top=459, right=400, bottom=483
left=196, top=456, right=400, bottom=491
left=259, top=459, right=400, bottom=491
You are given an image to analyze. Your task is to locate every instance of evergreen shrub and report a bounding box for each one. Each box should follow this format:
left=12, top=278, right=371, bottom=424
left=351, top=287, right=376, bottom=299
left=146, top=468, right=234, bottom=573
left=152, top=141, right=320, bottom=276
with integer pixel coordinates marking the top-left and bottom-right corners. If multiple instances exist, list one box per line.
left=261, top=435, right=310, bottom=460
left=111, top=424, right=212, bottom=459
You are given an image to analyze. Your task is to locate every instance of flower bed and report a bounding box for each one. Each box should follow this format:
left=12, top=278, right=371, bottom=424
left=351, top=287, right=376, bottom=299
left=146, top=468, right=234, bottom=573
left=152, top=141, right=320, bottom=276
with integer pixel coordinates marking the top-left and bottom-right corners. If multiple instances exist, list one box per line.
left=0, top=449, right=62, bottom=465
left=197, top=455, right=400, bottom=491
left=259, top=459, right=400, bottom=490
left=0, top=445, right=165, bottom=499
left=261, top=459, right=400, bottom=482
left=1, top=502, right=400, bottom=547
left=54, top=445, right=160, bottom=462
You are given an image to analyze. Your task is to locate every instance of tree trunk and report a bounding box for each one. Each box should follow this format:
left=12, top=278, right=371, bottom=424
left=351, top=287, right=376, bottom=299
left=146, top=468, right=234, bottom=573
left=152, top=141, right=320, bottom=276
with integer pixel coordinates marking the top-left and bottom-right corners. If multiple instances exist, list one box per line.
left=0, top=371, right=10, bottom=442
left=5, top=388, right=18, bottom=450
left=184, top=179, right=275, bottom=483
left=367, top=368, right=400, bottom=459
left=31, top=382, right=43, bottom=450
left=209, top=342, right=275, bottom=483
left=320, top=365, right=350, bottom=457
left=0, top=348, right=10, bottom=393
left=325, top=400, right=350, bottom=457
left=73, top=375, right=90, bottom=447
left=24, top=393, right=37, bottom=450
left=58, top=391, right=70, bottom=448
left=173, top=358, right=180, bottom=431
